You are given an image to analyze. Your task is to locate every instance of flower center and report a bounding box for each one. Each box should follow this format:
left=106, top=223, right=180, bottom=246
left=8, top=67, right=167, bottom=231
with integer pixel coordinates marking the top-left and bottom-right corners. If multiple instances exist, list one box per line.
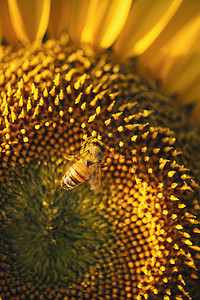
left=1, top=158, right=111, bottom=285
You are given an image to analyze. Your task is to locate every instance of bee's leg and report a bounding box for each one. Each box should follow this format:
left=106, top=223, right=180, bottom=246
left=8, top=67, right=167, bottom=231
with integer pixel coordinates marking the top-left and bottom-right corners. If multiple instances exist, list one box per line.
left=65, top=155, right=76, bottom=160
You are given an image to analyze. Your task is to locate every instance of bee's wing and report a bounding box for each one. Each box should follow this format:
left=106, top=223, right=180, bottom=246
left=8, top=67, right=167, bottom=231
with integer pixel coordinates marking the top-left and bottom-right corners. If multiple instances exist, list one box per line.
left=89, top=164, right=101, bottom=193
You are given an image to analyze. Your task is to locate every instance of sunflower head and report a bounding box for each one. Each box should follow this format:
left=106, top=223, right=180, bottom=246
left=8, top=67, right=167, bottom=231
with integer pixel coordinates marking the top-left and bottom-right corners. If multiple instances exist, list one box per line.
left=0, top=37, right=200, bottom=300
left=1, top=1, right=200, bottom=300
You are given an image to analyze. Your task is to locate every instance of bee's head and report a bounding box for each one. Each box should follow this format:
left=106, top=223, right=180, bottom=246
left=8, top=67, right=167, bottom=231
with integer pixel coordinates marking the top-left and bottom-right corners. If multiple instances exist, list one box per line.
left=82, top=137, right=106, bottom=162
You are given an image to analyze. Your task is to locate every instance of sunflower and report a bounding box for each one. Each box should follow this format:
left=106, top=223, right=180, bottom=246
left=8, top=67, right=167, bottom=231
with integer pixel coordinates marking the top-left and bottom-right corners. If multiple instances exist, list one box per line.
left=0, top=1, right=200, bottom=299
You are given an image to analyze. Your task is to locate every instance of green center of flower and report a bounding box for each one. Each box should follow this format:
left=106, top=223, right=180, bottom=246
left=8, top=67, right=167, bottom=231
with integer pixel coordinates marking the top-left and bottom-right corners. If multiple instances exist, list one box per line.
left=1, top=158, right=110, bottom=285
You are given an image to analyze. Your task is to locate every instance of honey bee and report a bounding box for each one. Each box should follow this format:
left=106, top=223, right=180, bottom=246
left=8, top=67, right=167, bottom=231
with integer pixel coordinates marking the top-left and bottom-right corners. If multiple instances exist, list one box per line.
left=61, top=137, right=106, bottom=193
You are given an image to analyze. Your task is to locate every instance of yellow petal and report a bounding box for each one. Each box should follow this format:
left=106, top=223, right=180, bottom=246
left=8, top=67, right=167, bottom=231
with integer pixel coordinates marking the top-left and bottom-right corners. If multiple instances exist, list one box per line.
left=67, top=0, right=91, bottom=44
left=48, top=0, right=71, bottom=39
left=99, top=0, right=132, bottom=48
left=175, top=54, right=200, bottom=102
left=138, top=10, right=200, bottom=103
left=163, top=53, right=200, bottom=98
left=80, top=0, right=102, bottom=44
left=114, top=0, right=182, bottom=57
left=0, top=0, right=18, bottom=44
left=162, top=15, right=200, bottom=58
left=81, top=0, right=132, bottom=48
left=138, top=1, right=200, bottom=74
left=153, top=14, right=200, bottom=84
left=7, top=0, right=51, bottom=43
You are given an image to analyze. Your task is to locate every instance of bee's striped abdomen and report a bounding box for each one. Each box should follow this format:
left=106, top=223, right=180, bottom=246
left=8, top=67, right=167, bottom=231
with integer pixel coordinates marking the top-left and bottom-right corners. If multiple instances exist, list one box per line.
left=61, top=163, right=87, bottom=190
